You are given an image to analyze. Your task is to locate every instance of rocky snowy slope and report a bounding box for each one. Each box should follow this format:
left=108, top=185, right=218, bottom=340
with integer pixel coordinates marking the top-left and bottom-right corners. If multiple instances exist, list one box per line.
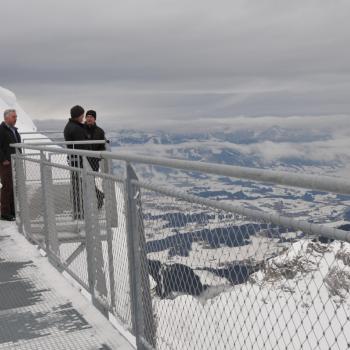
left=152, top=238, right=350, bottom=349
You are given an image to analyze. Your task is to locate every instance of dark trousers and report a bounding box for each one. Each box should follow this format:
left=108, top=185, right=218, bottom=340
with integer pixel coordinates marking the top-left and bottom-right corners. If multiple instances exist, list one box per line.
left=71, top=170, right=84, bottom=219
left=88, top=157, right=100, bottom=172
left=0, top=163, right=15, bottom=216
left=69, top=157, right=104, bottom=218
left=68, top=156, right=84, bottom=220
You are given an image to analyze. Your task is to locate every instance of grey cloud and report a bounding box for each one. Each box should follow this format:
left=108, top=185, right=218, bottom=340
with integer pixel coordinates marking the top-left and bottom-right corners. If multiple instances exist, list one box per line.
left=1, top=0, right=350, bottom=125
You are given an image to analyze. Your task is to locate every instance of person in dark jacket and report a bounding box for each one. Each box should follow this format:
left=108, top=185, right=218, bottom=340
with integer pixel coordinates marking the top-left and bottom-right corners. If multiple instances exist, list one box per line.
left=85, top=110, right=105, bottom=209
left=0, top=109, right=21, bottom=221
left=85, top=110, right=106, bottom=171
left=64, top=105, right=89, bottom=220
left=64, top=105, right=91, bottom=152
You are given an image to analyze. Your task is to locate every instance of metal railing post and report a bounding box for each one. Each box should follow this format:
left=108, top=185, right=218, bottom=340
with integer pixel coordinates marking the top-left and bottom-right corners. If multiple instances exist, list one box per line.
left=100, top=142, right=118, bottom=312
left=14, top=150, right=31, bottom=238
left=40, top=151, right=59, bottom=259
left=125, top=162, right=156, bottom=350
left=82, top=157, right=108, bottom=314
left=11, top=154, right=21, bottom=231
left=102, top=147, right=118, bottom=228
left=101, top=159, right=117, bottom=312
left=105, top=140, right=115, bottom=176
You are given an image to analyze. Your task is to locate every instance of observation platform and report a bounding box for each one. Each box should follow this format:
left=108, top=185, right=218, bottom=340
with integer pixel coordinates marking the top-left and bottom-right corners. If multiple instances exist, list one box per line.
left=0, top=220, right=133, bottom=350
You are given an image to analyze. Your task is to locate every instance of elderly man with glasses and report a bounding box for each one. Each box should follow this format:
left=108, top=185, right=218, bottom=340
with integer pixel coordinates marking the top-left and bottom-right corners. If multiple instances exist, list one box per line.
left=0, top=109, right=21, bottom=221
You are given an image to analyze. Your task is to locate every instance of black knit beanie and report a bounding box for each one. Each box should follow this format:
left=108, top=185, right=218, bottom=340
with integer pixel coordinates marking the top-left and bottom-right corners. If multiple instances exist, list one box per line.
left=70, top=105, right=85, bottom=119
left=86, top=110, right=97, bottom=119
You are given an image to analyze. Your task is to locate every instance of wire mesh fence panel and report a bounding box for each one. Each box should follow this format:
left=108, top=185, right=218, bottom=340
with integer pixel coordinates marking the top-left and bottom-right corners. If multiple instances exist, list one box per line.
left=49, top=157, right=90, bottom=288
left=20, top=155, right=45, bottom=245
left=11, top=157, right=21, bottom=228
left=108, top=182, right=133, bottom=329
left=92, top=171, right=133, bottom=329
left=14, top=150, right=133, bottom=327
left=59, top=241, right=89, bottom=288
left=43, top=153, right=132, bottom=328
left=138, top=187, right=350, bottom=350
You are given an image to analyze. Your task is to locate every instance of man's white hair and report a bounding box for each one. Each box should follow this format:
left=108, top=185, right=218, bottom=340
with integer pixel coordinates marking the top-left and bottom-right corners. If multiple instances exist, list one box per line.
left=3, top=109, right=16, bottom=118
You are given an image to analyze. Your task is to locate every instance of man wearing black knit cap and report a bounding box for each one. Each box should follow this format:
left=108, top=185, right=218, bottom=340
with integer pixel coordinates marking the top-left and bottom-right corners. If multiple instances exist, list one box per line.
left=85, top=110, right=106, bottom=171
left=85, top=110, right=106, bottom=209
left=64, top=105, right=89, bottom=219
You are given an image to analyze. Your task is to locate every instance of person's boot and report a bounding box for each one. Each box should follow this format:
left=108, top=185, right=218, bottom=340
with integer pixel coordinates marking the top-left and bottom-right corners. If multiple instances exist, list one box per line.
left=1, top=214, right=16, bottom=221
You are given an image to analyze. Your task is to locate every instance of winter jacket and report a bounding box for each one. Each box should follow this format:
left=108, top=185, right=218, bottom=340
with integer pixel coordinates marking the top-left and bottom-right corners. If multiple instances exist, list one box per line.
left=0, top=122, right=21, bottom=163
left=64, top=119, right=92, bottom=167
left=85, top=124, right=106, bottom=151
left=85, top=123, right=106, bottom=171
left=63, top=119, right=91, bottom=150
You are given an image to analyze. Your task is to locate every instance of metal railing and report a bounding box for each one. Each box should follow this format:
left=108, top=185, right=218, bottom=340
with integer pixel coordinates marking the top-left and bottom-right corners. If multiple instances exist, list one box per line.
left=19, top=130, right=65, bottom=144
left=10, top=141, right=350, bottom=350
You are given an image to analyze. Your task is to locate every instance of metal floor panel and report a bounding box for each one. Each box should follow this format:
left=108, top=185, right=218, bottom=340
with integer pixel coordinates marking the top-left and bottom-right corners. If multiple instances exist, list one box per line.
left=0, top=221, right=133, bottom=350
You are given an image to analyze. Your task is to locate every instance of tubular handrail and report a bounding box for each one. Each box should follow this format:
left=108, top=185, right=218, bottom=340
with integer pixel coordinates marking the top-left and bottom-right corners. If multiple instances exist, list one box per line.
left=19, top=131, right=62, bottom=135
left=11, top=142, right=350, bottom=195
left=21, top=138, right=65, bottom=143
left=14, top=140, right=109, bottom=146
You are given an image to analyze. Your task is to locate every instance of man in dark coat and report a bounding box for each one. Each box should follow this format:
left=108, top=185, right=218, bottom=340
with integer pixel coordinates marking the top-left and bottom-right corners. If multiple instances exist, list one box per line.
left=0, top=109, right=21, bottom=221
left=85, top=110, right=106, bottom=172
left=64, top=105, right=90, bottom=219
left=85, top=110, right=105, bottom=209
left=64, top=105, right=91, bottom=152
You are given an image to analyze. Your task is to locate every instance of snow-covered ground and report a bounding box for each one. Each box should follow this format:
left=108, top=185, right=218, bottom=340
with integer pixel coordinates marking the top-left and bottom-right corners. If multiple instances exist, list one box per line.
left=0, top=220, right=133, bottom=349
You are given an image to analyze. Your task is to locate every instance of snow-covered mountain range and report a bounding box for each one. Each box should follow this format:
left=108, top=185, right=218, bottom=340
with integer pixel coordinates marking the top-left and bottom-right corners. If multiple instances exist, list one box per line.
left=106, top=125, right=349, bottom=176
left=35, top=115, right=350, bottom=178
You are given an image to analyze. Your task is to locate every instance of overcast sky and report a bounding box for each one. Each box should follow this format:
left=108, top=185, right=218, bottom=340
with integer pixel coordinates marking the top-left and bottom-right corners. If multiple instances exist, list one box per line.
left=1, top=0, right=349, bottom=129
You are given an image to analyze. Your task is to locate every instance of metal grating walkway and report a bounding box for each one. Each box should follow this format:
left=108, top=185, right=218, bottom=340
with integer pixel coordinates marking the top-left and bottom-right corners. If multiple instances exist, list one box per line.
left=0, top=221, right=133, bottom=350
